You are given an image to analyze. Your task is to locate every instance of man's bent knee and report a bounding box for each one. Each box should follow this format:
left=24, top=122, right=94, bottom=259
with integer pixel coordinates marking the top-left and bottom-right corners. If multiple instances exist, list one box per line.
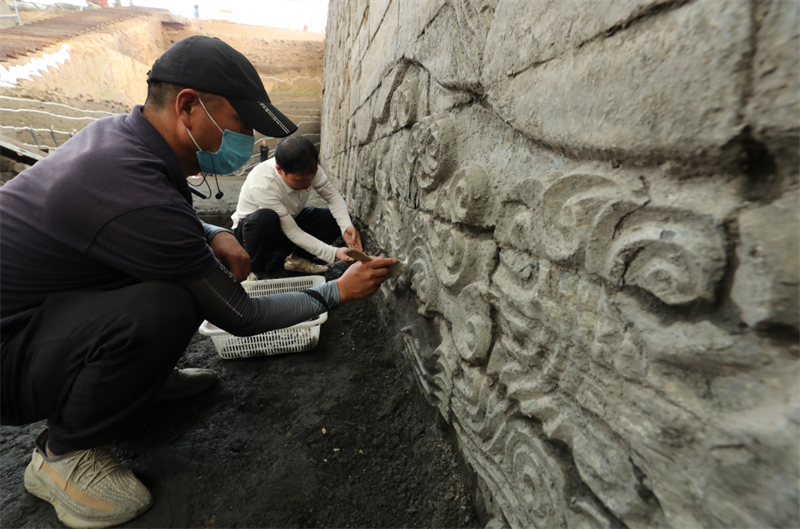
left=243, top=208, right=280, bottom=229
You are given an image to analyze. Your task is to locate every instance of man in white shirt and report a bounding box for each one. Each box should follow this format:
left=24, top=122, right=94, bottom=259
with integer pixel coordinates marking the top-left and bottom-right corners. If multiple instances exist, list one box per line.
left=231, top=135, right=362, bottom=275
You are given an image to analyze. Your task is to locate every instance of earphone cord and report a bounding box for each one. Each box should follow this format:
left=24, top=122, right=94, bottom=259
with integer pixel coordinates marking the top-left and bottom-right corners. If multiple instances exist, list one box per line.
left=213, top=172, right=222, bottom=197
left=186, top=160, right=223, bottom=200
left=187, top=172, right=213, bottom=198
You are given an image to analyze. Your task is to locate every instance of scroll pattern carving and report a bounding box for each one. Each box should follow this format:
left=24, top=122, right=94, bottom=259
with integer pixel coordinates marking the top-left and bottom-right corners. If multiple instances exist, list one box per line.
left=448, top=164, right=493, bottom=227
left=586, top=206, right=726, bottom=305
left=520, top=394, right=665, bottom=528
left=336, top=105, right=764, bottom=529
left=370, top=199, right=406, bottom=260
left=495, top=176, right=546, bottom=251
left=409, top=112, right=455, bottom=191
left=323, top=4, right=795, bottom=527
left=539, top=173, right=642, bottom=262
left=407, top=235, right=441, bottom=316
left=401, top=319, right=457, bottom=419
left=390, top=129, right=414, bottom=204
left=390, top=73, right=420, bottom=130
left=451, top=366, right=574, bottom=529
left=452, top=283, right=492, bottom=364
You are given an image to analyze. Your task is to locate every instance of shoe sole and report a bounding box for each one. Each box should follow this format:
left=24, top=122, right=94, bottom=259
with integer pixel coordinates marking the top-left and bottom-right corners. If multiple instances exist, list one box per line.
left=24, top=460, right=151, bottom=529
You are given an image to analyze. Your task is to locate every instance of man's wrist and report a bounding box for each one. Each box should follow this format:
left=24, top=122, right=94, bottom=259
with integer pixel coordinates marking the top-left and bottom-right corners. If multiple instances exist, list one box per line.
left=334, top=278, right=350, bottom=304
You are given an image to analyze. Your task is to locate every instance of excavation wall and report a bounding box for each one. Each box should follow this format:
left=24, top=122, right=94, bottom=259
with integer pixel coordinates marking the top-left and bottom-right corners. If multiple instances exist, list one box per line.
left=0, top=12, right=323, bottom=153
left=320, top=1, right=799, bottom=528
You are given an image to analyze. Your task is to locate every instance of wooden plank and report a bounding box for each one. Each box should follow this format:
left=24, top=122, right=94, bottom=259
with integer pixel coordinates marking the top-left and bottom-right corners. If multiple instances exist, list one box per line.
left=0, top=132, right=48, bottom=165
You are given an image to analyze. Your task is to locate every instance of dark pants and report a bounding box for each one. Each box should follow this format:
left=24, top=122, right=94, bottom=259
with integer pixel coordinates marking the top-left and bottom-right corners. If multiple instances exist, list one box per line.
left=1, top=281, right=198, bottom=454
left=234, top=207, right=341, bottom=274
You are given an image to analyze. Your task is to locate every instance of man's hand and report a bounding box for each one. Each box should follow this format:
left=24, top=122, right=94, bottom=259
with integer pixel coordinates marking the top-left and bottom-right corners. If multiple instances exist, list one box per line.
left=209, top=231, right=251, bottom=281
left=335, top=257, right=398, bottom=303
left=343, top=226, right=363, bottom=252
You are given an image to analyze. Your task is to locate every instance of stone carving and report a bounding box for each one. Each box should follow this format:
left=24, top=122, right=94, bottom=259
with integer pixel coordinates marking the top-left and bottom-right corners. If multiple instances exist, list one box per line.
left=450, top=164, right=492, bottom=227
left=485, top=515, right=512, bottom=529
left=407, top=236, right=441, bottom=316
left=390, top=72, right=420, bottom=130
left=400, top=318, right=457, bottom=419
left=450, top=364, right=509, bottom=448
left=450, top=367, right=571, bottom=529
left=520, top=395, right=664, bottom=528
left=434, top=222, right=496, bottom=290
left=495, top=175, right=546, bottom=252
left=586, top=206, right=726, bottom=305
left=374, top=63, right=409, bottom=125
left=731, top=192, right=800, bottom=330
left=483, top=420, right=570, bottom=529
left=451, top=283, right=493, bottom=364
left=589, top=291, right=646, bottom=379
left=324, top=1, right=798, bottom=526
left=372, top=137, right=392, bottom=196
left=451, top=0, right=497, bottom=71
left=409, top=112, right=456, bottom=191
left=612, top=292, right=768, bottom=369
left=540, top=172, right=642, bottom=262
left=390, top=129, right=414, bottom=203
left=369, top=199, right=406, bottom=260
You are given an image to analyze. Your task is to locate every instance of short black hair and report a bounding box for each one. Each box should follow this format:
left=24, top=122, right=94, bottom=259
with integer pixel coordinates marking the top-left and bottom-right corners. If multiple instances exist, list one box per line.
left=144, top=81, right=183, bottom=109
left=144, top=80, right=221, bottom=110
left=275, top=135, right=318, bottom=176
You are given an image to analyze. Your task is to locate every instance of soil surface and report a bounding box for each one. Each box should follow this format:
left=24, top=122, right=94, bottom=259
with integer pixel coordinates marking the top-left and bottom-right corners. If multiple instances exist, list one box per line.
left=0, top=259, right=480, bottom=529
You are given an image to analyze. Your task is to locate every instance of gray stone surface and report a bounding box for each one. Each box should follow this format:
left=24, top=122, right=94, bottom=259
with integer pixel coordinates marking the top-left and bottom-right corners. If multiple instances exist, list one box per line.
left=747, top=0, right=800, bottom=179
left=322, top=1, right=800, bottom=528
left=484, top=0, right=752, bottom=165
left=732, top=192, right=800, bottom=330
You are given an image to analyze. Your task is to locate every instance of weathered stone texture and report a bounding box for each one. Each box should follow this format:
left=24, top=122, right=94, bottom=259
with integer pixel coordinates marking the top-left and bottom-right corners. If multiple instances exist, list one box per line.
left=322, top=1, right=800, bottom=528
left=732, top=192, right=800, bottom=330
left=485, top=0, right=752, bottom=164
left=747, top=0, right=800, bottom=179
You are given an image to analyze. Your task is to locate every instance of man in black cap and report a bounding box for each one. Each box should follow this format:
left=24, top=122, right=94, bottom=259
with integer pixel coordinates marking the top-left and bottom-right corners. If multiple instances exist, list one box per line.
left=0, top=36, right=395, bottom=528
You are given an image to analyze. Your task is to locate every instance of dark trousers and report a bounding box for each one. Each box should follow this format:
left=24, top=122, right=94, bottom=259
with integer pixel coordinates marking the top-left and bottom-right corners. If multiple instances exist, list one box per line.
left=1, top=281, right=198, bottom=454
left=234, top=207, right=341, bottom=274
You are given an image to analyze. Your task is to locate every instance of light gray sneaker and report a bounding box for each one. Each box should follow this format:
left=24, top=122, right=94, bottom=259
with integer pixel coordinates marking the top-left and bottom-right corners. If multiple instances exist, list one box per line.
left=284, top=255, right=329, bottom=274
left=24, top=429, right=152, bottom=529
left=154, top=368, right=218, bottom=402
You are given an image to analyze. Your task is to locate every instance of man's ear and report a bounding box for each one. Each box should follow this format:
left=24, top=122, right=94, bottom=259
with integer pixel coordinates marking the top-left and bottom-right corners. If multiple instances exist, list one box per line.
left=175, top=89, right=200, bottom=129
left=275, top=165, right=285, bottom=177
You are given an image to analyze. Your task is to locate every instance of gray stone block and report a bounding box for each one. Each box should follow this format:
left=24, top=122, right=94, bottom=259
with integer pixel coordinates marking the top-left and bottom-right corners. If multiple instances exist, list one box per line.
left=732, top=192, right=800, bottom=330
left=485, top=0, right=751, bottom=164
left=483, top=0, right=668, bottom=80
left=747, top=0, right=800, bottom=177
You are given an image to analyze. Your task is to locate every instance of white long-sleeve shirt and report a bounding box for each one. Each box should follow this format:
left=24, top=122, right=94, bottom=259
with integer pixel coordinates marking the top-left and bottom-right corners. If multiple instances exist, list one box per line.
left=231, top=159, right=353, bottom=264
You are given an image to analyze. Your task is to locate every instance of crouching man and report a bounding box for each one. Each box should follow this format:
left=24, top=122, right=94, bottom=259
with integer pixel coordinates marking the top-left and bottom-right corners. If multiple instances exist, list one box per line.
left=0, top=35, right=395, bottom=529
left=231, top=135, right=363, bottom=276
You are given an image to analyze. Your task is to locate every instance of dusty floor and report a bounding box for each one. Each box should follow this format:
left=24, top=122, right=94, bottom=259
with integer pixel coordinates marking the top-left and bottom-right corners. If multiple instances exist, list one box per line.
left=0, top=248, right=480, bottom=529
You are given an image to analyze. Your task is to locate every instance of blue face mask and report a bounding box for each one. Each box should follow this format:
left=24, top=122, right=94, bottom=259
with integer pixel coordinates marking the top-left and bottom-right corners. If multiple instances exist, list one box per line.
left=187, top=98, right=254, bottom=175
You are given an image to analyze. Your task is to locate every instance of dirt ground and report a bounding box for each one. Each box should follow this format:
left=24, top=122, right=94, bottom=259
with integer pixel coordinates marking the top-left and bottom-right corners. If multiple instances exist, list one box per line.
left=0, top=226, right=481, bottom=529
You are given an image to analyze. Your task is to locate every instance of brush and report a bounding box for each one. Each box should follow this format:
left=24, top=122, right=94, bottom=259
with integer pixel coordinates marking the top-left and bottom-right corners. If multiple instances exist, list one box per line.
left=344, top=248, right=408, bottom=280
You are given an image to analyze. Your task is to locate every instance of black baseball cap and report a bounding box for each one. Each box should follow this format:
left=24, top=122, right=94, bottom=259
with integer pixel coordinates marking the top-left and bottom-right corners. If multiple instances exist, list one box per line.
left=147, top=35, right=297, bottom=138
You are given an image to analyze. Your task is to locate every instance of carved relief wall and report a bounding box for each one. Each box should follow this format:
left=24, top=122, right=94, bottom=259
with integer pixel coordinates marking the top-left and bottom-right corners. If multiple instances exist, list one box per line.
left=321, top=1, right=799, bottom=527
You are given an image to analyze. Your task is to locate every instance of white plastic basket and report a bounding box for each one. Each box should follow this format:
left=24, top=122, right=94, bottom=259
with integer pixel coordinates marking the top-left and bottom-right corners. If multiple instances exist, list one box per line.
left=198, top=275, right=329, bottom=359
